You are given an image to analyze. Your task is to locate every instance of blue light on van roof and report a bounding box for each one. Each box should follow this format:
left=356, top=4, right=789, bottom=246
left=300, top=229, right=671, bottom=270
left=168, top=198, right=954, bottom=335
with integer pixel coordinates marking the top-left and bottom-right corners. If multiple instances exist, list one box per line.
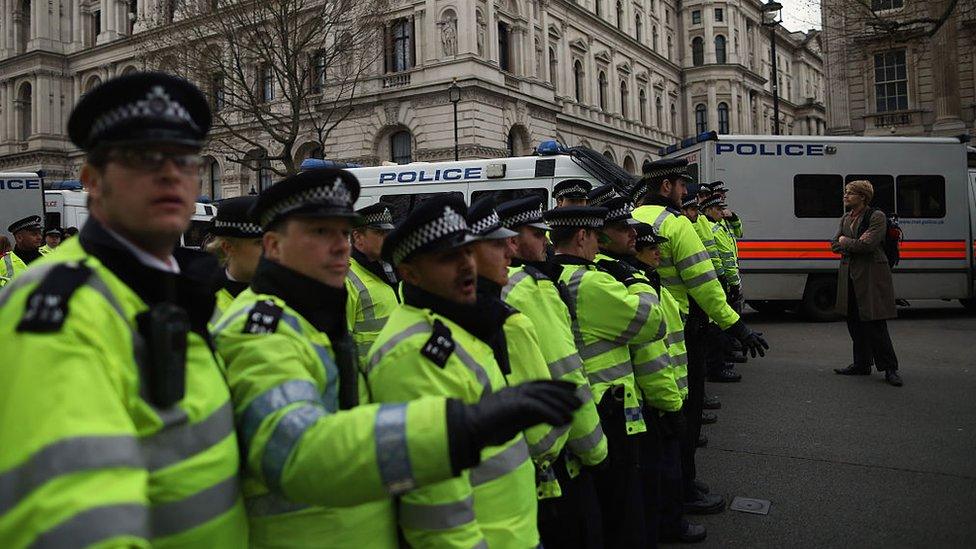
left=300, top=158, right=362, bottom=170
left=48, top=180, right=83, bottom=190
left=697, top=131, right=718, bottom=143
left=680, top=137, right=697, bottom=148
left=536, top=140, right=565, bottom=156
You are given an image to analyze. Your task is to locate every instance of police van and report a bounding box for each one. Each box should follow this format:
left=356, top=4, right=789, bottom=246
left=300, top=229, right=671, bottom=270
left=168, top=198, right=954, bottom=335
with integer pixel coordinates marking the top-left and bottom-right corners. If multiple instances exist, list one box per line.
left=307, top=142, right=633, bottom=219
left=1, top=172, right=44, bottom=242
left=660, top=134, right=975, bottom=319
left=43, top=189, right=217, bottom=248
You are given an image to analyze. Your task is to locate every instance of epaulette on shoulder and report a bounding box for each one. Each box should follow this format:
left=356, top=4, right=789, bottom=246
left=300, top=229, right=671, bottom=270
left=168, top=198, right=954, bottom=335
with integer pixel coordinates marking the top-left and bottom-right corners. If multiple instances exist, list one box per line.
left=522, top=264, right=550, bottom=282
left=242, top=299, right=284, bottom=335
left=420, top=318, right=455, bottom=368
left=667, top=207, right=681, bottom=216
left=16, top=263, right=93, bottom=333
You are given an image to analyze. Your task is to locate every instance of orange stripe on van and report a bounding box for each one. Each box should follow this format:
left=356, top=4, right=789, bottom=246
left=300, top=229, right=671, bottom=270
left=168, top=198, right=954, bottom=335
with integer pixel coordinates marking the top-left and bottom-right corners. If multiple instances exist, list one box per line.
left=737, top=240, right=967, bottom=260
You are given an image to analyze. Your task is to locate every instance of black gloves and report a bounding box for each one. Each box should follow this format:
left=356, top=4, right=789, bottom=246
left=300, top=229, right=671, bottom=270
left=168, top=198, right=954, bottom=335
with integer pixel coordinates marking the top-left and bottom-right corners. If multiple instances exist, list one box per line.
left=725, top=320, right=769, bottom=358
left=447, top=381, right=582, bottom=473
left=662, top=410, right=687, bottom=439
left=597, top=260, right=639, bottom=286
left=727, top=284, right=742, bottom=305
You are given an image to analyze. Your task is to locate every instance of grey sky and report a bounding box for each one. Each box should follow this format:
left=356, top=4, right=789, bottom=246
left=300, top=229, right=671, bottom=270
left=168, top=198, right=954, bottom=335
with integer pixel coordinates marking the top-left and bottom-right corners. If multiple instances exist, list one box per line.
left=781, top=1, right=822, bottom=32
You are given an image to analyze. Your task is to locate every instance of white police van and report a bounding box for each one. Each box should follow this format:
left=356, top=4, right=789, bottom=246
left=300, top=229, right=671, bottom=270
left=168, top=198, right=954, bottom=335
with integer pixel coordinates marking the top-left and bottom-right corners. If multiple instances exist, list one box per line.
left=1, top=172, right=44, bottom=242
left=661, top=133, right=975, bottom=319
left=304, top=142, right=636, bottom=221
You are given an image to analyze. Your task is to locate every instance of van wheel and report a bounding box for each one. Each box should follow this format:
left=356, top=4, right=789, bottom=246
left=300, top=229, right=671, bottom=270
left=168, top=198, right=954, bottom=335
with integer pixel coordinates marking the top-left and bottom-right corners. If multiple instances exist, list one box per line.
left=960, top=298, right=976, bottom=312
left=801, top=276, right=840, bottom=322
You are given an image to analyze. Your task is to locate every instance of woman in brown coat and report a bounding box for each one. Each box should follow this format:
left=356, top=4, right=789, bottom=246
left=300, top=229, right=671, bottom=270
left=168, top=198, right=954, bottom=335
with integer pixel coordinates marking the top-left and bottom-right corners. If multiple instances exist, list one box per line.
left=830, top=180, right=903, bottom=386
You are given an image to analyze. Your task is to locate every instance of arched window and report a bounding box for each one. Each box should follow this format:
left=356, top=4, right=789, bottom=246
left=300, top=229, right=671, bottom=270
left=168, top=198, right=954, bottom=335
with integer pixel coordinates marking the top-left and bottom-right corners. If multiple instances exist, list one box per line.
left=692, top=37, right=704, bottom=66
left=258, top=158, right=273, bottom=192
left=695, top=103, right=707, bottom=134
left=390, top=130, right=412, bottom=164
left=620, top=81, right=628, bottom=117
left=17, top=83, right=32, bottom=141
left=549, top=47, right=558, bottom=89
left=642, top=159, right=653, bottom=174
left=574, top=60, right=584, bottom=102
left=652, top=25, right=659, bottom=52
left=598, top=71, right=608, bottom=111
left=635, top=14, right=642, bottom=42
left=595, top=0, right=601, bottom=18
left=18, top=0, right=31, bottom=52
left=718, top=103, right=729, bottom=134
left=206, top=159, right=222, bottom=200
left=639, top=89, right=647, bottom=124
left=670, top=102, right=677, bottom=132
left=667, top=35, right=673, bottom=60
left=718, top=102, right=730, bottom=134
left=603, top=150, right=614, bottom=162
left=623, top=156, right=636, bottom=175
left=84, top=76, right=102, bottom=93
left=498, top=21, right=511, bottom=72
left=616, top=1, right=624, bottom=30
left=715, top=35, right=727, bottom=64
left=655, top=95, right=663, bottom=125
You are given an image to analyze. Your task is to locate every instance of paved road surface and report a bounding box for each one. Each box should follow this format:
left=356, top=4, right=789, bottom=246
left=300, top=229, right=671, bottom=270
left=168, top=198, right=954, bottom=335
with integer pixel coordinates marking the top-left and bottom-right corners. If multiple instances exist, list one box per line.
left=673, top=301, right=976, bottom=548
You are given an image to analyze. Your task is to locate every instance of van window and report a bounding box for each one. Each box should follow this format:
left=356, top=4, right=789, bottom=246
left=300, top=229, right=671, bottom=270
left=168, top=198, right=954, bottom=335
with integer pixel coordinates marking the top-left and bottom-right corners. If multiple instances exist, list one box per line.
left=182, top=220, right=211, bottom=248
left=686, top=163, right=699, bottom=185
left=845, top=175, right=894, bottom=214
left=44, top=212, right=61, bottom=230
left=793, top=174, right=844, bottom=218
left=470, top=188, right=549, bottom=208
left=896, top=175, right=945, bottom=218
left=381, top=192, right=465, bottom=219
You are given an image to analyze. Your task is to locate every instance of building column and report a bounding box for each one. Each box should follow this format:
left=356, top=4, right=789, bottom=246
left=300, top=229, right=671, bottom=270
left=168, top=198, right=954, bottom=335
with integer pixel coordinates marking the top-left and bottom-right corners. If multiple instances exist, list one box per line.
left=458, top=0, right=475, bottom=55
left=97, top=0, right=120, bottom=44
left=0, top=81, right=8, bottom=142
left=704, top=6, right=714, bottom=64
left=487, top=0, right=498, bottom=64
left=730, top=83, right=740, bottom=133
left=527, top=1, right=537, bottom=78
left=541, top=2, right=551, bottom=85
left=929, top=0, right=966, bottom=134
left=685, top=87, right=694, bottom=134
left=706, top=82, right=718, bottom=131
left=608, top=52, right=618, bottom=114
left=562, top=25, right=572, bottom=96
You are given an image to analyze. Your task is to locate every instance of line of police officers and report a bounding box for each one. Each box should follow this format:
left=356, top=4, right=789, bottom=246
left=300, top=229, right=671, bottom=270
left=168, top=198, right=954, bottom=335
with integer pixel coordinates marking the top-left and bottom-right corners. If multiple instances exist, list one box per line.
left=0, top=72, right=768, bottom=548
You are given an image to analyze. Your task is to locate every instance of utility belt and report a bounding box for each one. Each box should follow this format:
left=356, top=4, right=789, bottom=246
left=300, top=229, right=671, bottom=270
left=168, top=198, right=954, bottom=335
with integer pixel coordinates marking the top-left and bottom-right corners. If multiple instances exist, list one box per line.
left=596, top=384, right=645, bottom=437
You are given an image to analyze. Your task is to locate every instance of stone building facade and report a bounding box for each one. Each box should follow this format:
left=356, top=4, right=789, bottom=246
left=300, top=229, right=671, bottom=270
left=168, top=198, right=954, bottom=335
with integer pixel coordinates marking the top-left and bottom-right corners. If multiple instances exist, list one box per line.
left=821, top=0, right=976, bottom=137
left=0, top=0, right=824, bottom=198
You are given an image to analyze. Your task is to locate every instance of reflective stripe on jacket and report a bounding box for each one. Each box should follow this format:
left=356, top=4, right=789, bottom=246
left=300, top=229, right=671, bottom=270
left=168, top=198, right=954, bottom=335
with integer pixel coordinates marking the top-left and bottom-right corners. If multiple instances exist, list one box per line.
left=697, top=215, right=726, bottom=280
left=0, top=238, right=247, bottom=548
left=213, top=291, right=458, bottom=548
left=624, top=277, right=684, bottom=413
left=366, top=304, right=538, bottom=549
left=712, top=221, right=741, bottom=287
left=345, top=257, right=399, bottom=370
left=633, top=205, right=740, bottom=329
left=0, top=251, right=26, bottom=288
left=503, top=266, right=607, bottom=468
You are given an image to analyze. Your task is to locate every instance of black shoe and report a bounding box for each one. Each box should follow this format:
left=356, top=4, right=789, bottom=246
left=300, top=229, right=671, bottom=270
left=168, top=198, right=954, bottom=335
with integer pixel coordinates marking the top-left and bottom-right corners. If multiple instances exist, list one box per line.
left=834, top=363, right=871, bottom=375
left=703, top=395, right=722, bottom=410
left=707, top=368, right=742, bottom=383
left=692, top=479, right=710, bottom=493
left=684, top=491, right=725, bottom=515
left=701, top=411, right=718, bottom=425
left=885, top=371, right=903, bottom=387
left=660, top=521, right=707, bottom=543
left=696, top=433, right=708, bottom=447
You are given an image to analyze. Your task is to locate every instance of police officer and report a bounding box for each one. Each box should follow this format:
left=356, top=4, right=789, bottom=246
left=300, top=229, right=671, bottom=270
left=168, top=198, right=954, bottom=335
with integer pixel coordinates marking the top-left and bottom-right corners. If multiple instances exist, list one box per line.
left=39, top=227, right=63, bottom=255
left=699, top=195, right=741, bottom=384
left=546, top=205, right=667, bottom=548
left=345, top=201, right=399, bottom=370
left=553, top=178, right=593, bottom=208
left=497, top=196, right=608, bottom=549
left=213, top=172, right=581, bottom=547
left=0, top=71, right=251, bottom=546
left=466, top=197, right=570, bottom=503
left=631, top=158, right=768, bottom=515
left=366, top=195, right=579, bottom=548
left=679, top=194, right=699, bottom=222
left=206, top=195, right=263, bottom=320
left=586, top=183, right=619, bottom=208
left=1, top=215, right=43, bottom=286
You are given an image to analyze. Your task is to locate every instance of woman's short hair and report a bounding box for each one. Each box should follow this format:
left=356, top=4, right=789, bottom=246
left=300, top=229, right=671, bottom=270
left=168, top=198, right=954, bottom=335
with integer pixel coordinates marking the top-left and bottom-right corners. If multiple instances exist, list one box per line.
left=845, top=180, right=874, bottom=204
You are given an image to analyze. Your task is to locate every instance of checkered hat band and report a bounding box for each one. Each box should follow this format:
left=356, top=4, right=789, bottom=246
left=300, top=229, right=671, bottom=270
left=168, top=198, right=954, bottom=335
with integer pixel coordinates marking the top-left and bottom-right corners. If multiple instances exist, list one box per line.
left=645, top=166, right=687, bottom=179
left=89, top=85, right=198, bottom=142
left=637, top=235, right=658, bottom=244
left=214, top=219, right=262, bottom=235
left=554, top=184, right=588, bottom=198
left=392, top=207, right=469, bottom=264
left=630, top=182, right=649, bottom=200
left=363, top=211, right=393, bottom=226
left=501, top=208, right=544, bottom=228
left=259, top=180, right=353, bottom=227
left=469, top=211, right=503, bottom=236
left=547, top=216, right=603, bottom=228
left=9, top=219, right=42, bottom=233
left=606, top=202, right=634, bottom=221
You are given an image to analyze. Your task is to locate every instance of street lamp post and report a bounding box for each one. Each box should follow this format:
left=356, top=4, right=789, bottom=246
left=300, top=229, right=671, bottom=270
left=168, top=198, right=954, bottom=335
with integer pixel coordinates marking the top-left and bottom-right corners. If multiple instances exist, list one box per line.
left=449, top=79, right=461, bottom=161
left=763, top=1, right=783, bottom=135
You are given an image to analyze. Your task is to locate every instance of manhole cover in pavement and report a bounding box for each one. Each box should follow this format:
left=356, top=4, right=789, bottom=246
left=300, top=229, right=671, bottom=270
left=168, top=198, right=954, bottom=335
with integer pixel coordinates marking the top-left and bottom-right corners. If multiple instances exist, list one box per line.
left=729, top=497, right=770, bottom=515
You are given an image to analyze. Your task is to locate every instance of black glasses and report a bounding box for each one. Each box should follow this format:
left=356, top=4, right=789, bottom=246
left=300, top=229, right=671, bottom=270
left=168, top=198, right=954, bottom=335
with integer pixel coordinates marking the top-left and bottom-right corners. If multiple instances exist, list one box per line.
left=107, top=149, right=203, bottom=173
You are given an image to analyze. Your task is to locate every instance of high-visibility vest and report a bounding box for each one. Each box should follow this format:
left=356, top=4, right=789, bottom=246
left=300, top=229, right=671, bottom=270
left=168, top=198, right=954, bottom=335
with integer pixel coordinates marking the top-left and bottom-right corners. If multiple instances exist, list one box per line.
left=0, top=251, right=27, bottom=288
left=633, top=205, right=740, bottom=329
left=213, top=290, right=459, bottom=548
left=344, top=256, right=399, bottom=370
left=366, top=304, right=538, bottom=549
left=696, top=214, right=726, bottom=280
left=711, top=219, right=741, bottom=287
left=503, top=265, right=608, bottom=468
left=0, top=236, right=248, bottom=548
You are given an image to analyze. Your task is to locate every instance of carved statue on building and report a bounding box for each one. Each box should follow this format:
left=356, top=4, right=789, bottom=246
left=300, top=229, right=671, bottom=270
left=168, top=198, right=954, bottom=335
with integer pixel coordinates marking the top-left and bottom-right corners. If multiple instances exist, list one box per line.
left=440, top=11, right=458, bottom=57
left=476, top=10, right=486, bottom=57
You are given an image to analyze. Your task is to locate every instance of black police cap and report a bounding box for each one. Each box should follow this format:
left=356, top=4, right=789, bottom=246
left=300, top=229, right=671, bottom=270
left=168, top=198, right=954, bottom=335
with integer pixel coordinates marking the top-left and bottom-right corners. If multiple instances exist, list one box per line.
left=8, top=215, right=42, bottom=234
left=211, top=196, right=262, bottom=238
left=553, top=178, right=593, bottom=200
left=635, top=222, right=668, bottom=249
left=602, top=197, right=639, bottom=226
left=356, top=202, right=395, bottom=231
left=700, top=196, right=725, bottom=210
left=680, top=194, right=699, bottom=210
left=586, top=184, right=619, bottom=207
left=467, top=196, right=518, bottom=241
left=382, top=194, right=477, bottom=265
left=496, top=196, right=550, bottom=231
left=543, top=206, right=607, bottom=229
left=250, top=168, right=361, bottom=229
left=44, top=227, right=63, bottom=237
left=68, top=71, right=212, bottom=151
left=643, top=158, right=693, bottom=181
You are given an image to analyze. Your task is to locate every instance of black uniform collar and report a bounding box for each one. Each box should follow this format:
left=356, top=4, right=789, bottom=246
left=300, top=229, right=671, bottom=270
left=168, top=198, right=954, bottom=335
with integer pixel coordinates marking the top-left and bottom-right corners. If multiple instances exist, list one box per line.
left=249, top=256, right=348, bottom=341
left=14, top=245, right=42, bottom=265
left=217, top=269, right=250, bottom=299
left=550, top=253, right=595, bottom=267
left=597, top=249, right=633, bottom=263
left=625, top=257, right=662, bottom=291
left=351, top=248, right=399, bottom=288
left=79, top=218, right=219, bottom=339
left=647, top=193, right=680, bottom=212
left=403, top=282, right=507, bottom=344
left=511, top=257, right=555, bottom=280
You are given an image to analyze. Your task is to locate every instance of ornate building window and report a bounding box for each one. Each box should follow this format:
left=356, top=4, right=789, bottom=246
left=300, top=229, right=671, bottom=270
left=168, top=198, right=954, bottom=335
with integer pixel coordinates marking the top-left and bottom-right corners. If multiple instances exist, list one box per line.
left=498, top=22, right=512, bottom=72
left=652, top=25, right=659, bottom=52
left=205, top=159, right=222, bottom=200
left=639, top=89, right=647, bottom=124
left=874, top=50, right=908, bottom=112
left=616, top=1, right=624, bottom=30
left=311, top=50, right=327, bottom=93
left=258, top=65, right=274, bottom=102
left=391, top=131, right=412, bottom=164
left=692, top=37, right=704, bottom=66
left=635, top=14, right=642, bottom=42
left=667, top=35, right=673, bottom=60
left=258, top=159, right=273, bottom=192
left=871, top=0, right=903, bottom=9
left=574, top=60, right=585, bottom=102
left=598, top=71, right=608, bottom=111
left=387, top=18, right=415, bottom=73
left=695, top=103, right=707, bottom=133
left=549, top=47, right=558, bottom=89
left=691, top=10, right=701, bottom=25
left=620, top=81, right=629, bottom=117
left=718, top=102, right=730, bottom=134
left=211, top=74, right=225, bottom=111
left=16, top=83, right=32, bottom=141
left=715, top=35, right=727, bottom=64
left=670, top=102, right=677, bottom=132
left=655, top=95, right=663, bottom=125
